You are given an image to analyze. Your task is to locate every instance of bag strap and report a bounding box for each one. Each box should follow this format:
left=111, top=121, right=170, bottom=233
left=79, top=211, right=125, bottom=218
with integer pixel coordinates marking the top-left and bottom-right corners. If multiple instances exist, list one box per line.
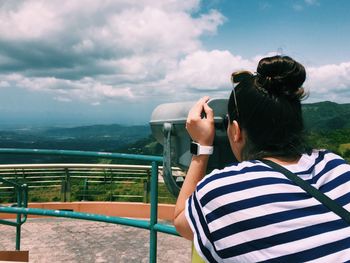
left=260, top=159, right=350, bottom=225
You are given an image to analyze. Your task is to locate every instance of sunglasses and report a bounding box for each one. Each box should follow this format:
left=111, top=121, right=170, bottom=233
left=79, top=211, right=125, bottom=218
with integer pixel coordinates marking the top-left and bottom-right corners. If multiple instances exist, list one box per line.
left=224, top=71, right=253, bottom=130
left=223, top=114, right=229, bottom=130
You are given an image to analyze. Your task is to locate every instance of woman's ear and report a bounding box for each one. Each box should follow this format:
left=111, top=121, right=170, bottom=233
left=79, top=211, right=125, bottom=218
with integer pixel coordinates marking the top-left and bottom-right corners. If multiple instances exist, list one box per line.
left=227, top=120, right=245, bottom=162
left=230, top=120, right=242, bottom=142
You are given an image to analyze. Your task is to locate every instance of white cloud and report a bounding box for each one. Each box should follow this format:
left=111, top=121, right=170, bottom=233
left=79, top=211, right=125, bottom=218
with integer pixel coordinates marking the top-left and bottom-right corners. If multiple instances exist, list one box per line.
left=0, top=0, right=226, bottom=104
left=0, top=1, right=63, bottom=39
left=305, top=62, right=350, bottom=103
left=54, top=96, right=72, bottom=103
left=0, top=0, right=347, bottom=109
left=0, top=80, right=10, bottom=88
left=293, top=0, right=319, bottom=11
left=165, top=50, right=255, bottom=91
left=305, top=0, right=319, bottom=6
left=1, top=74, right=134, bottom=103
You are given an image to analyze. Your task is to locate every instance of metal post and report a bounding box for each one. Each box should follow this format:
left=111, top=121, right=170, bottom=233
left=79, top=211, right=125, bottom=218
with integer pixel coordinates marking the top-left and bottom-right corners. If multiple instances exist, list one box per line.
left=15, top=187, right=21, bottom=250
left=60, top=179, right=67, bottom=202
left=149, top=161, right=159, bottom=263
left=143, top=179, right=147, bottom=203
left=63, top=168, right=71, bottom=202
left=109, top=171, right=113, bottom=201
left=143, top=170, right=151, bottom=203
left=147, top=170, right=150, bottom=203
left=82, top=179, right=89, bottom=201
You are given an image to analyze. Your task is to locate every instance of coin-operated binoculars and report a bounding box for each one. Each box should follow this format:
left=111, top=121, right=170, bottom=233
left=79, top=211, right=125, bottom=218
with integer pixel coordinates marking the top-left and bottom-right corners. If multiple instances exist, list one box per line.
left=149, top=99, right=236, bottom=197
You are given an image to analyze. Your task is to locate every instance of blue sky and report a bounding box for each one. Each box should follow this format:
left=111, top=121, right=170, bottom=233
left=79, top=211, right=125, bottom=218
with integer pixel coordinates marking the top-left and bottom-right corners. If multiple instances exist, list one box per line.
left=202, top=0, right=350, bottom=65
left=0, top=0, right=349, bottom=127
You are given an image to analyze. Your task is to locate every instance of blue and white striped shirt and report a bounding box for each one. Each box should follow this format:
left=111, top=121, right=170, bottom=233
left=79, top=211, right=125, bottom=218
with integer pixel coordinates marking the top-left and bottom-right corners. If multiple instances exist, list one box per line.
left=186, top=150, right=350, bottom=262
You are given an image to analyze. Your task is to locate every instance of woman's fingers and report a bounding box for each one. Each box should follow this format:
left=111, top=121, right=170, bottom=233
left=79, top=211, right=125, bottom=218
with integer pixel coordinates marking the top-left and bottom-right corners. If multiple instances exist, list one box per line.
left=203, top=102, right=214, bottom=121
left=188, top=96, right=209, bottom=119
left=186, top=96, right=215, bottom=146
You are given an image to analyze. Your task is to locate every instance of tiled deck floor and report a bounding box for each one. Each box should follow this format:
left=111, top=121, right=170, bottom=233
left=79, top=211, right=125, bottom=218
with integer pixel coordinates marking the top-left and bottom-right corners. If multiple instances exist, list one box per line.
left=0, top=218, right=191, bottom=263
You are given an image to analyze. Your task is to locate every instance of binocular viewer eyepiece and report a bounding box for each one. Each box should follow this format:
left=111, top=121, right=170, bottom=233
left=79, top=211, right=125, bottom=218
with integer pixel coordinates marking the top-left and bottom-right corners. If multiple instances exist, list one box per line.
left=150, top=99, right=236, bottom=196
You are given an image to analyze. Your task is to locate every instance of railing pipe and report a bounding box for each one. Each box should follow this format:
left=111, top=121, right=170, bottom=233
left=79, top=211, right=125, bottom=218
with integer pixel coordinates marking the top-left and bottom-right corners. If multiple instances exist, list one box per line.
left=15, top=187, right=22, bottom=250
left=0, top=148, right=163, bottom=163
left=153, top=223, right=179, bottom=236
left=0, top=218, right=18, bottom=227
left=0, top=176, right=22, bottom=188
left=0, top=206, right=151, bottom=229
left=150, top=161, right=159, bottom=263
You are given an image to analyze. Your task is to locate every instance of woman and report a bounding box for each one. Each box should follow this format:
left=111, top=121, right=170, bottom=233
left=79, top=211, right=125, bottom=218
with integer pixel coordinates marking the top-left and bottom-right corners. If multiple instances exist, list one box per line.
left=174, top=55, right=350, bottom=262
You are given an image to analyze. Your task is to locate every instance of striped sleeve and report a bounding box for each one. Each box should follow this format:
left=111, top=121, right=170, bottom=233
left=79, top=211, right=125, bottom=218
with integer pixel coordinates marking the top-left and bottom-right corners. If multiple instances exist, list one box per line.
left=185, top=189, right=220, bottom=263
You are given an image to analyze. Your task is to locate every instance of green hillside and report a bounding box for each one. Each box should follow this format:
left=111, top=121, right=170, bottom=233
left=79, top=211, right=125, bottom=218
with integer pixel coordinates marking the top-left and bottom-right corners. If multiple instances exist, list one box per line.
left=301, top=102, right=350, bottom=161
left=0, top=124, right=151, bottom=164
left=0, top=101, right=349, bottom=163
left=302, top=101, right=350, bottom=131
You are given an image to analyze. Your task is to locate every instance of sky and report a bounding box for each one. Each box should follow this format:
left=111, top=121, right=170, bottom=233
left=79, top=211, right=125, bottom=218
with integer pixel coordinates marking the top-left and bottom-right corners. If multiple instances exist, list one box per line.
left=0, top=0, right=349, bottom=127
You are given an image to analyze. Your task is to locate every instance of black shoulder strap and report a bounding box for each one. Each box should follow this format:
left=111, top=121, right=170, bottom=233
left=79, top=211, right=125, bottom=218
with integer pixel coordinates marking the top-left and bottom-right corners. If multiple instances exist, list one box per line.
left=261, top=159, right=350, bottom=225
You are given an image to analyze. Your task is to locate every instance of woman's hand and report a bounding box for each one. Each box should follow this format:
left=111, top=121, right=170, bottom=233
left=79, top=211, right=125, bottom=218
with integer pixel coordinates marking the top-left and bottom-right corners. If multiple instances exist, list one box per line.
left=186, top=96, right=215, bottom=146
left=174, top=96, right=214, bottom=240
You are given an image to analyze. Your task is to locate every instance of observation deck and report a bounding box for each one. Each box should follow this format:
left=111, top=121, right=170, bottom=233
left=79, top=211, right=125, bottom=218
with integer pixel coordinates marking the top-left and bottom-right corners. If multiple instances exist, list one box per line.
left=0, top=148, right=196, bottom=263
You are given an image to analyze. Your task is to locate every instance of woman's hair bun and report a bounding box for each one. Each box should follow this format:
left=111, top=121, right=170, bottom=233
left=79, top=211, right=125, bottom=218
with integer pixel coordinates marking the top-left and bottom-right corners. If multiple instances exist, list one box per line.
left=256, top=55, right=306, bottom=99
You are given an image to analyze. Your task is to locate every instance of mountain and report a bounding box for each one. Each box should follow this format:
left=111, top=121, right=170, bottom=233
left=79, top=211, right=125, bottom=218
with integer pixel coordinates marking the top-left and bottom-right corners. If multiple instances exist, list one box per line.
left=0, top=101, right=349, bottom=163
left=43, top=124, right=150, bottom=140
left=0, top=124, right=151, bottom=152
left=302, top=101, right=350, bottom=131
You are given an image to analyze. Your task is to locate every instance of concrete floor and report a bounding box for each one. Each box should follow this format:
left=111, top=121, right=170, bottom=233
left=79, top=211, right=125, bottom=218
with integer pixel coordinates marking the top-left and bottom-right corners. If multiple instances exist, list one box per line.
left=0, top=218, right=192, bottom=263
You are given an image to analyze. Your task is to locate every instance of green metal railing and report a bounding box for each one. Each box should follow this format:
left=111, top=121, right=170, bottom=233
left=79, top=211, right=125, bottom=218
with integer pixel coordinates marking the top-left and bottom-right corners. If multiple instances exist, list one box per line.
left=0, top=175, right=28, bottom=251
left=0, top=148, right=179, bottom=263
left=0, top=163, right=181, bottom=203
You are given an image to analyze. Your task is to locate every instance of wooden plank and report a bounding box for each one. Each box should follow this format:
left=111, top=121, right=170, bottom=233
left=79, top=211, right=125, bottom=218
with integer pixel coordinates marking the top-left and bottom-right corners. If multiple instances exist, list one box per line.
left=0, top=251, right=29, bottom=262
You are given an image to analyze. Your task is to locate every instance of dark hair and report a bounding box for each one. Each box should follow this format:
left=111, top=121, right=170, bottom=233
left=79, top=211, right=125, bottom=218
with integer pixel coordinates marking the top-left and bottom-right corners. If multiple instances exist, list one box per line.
left=228, top=55, right=308, bottom=160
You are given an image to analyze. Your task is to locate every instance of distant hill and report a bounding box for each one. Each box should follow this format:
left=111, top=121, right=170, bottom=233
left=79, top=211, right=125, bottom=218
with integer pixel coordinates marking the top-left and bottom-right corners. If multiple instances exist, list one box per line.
left=0, top=124, right=152, bottom=164
left=0, top=124, right=151, bottom=153
left=0, top=101, right=349, bottom=164
left=43, top=124, right=150, bottom=140
left=302, top=101, right=350, bottom=131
